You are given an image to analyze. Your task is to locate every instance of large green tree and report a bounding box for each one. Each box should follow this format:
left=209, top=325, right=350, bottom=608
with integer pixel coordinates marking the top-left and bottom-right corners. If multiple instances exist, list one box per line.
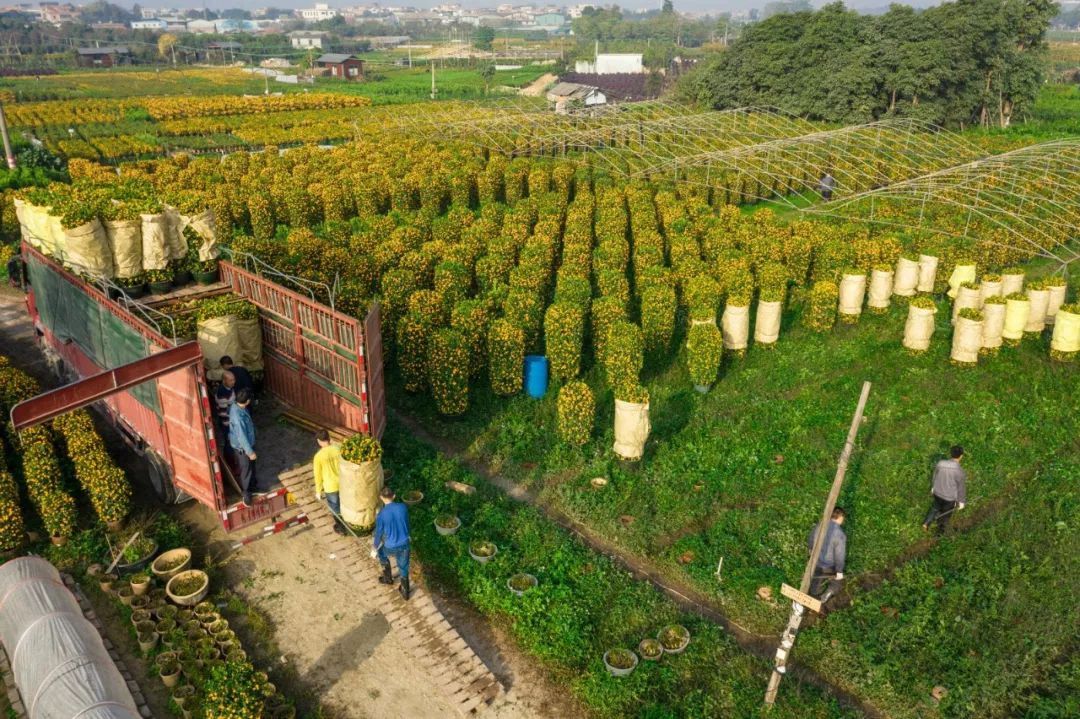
left=681, top=0, right=1058, bottom=128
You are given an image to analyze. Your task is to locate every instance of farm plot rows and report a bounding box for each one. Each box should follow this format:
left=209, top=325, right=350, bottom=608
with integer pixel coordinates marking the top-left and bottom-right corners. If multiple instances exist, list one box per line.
left=54, top=137, right=1079, bottom=716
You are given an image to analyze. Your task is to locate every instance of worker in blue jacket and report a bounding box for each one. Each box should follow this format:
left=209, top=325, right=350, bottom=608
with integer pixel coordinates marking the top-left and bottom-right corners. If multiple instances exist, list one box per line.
left=372, top=486, right=412, bottom=600
left=228, top=388, right=265, bottom=507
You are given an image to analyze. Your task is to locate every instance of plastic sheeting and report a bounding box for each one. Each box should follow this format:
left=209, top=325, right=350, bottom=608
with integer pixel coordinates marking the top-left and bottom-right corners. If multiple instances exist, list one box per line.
left=0, top=557, right=139, bottom=719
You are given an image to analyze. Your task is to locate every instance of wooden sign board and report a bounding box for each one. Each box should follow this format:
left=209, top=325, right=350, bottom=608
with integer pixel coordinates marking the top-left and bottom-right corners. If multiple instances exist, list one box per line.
left=781, top=583, right=822, bottom=614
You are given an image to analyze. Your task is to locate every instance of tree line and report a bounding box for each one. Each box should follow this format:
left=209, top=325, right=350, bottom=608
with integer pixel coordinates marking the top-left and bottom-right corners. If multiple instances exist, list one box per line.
left=681, top=0, right=1059, bottom=129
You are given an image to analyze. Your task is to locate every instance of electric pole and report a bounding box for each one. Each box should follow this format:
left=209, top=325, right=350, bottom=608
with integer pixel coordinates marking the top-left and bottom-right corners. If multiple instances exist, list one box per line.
left=763, top=381, right=871, bottom=708
left=0, top=101, right=16, bottom=169
left=430, top=61, right=437, bottom=99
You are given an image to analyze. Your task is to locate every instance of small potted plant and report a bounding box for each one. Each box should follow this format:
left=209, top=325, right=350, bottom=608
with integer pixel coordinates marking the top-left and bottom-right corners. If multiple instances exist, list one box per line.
left=146, top=268, right=173, bottom=295
left=155, top=604, right=178, bottom=621
left=151, top=547, right=192, bottom=582
left=172, top=684, right=196, bottom=709
left=170, top=258, right=192, bottom=287
left=468, top=540, right=498, bottom=564
left=130, top=572, right=152, bottom=596
left=130, top=594, right=150, bottom=610
left=116, top=272, right=147, bottom=299
left=194, top=601, right=215, bottom=618
left=116, top=585, right=135, bottom=606
left=138, top=631, right=159, bottom=654
left=194, top=258, right=219, bottom=285
left=177, top=609, right=195, bottom=623
left=167, top=569, right=210, bottom=606
left=638, top=638, right=663, bottom=661
left=507, top=573, right=537, bottom=597
left=135, top=620, right=157, bottom=636
left=98, top=572, right=118, bottom=593
left=159, top=659, right=182, bottom=688
left=434, top=514, right=460, bottom=536
left=603, top=648, right=639, bottom=677
left=207, top=619, right=229, bottom=636
left=402, top=490, right=424, bottom=506
left=156, top=618, right=177, bottom=635
left=657, top=624, right=691, bottom=655
left=130, top=609, right=152, bottom=627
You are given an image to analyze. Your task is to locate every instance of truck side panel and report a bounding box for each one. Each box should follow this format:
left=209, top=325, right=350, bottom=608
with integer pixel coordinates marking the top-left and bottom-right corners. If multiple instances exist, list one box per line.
left=156, top=358, right=224, bottom=510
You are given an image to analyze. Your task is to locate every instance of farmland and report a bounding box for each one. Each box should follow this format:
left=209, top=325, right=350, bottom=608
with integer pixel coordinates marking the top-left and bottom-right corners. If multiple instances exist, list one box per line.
left=2, top=59, right=1079, bottom=718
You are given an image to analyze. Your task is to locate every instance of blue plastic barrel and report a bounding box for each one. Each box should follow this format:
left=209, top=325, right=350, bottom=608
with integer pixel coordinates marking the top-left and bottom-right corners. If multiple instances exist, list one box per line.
left=523, top=355, right=549, bottom=399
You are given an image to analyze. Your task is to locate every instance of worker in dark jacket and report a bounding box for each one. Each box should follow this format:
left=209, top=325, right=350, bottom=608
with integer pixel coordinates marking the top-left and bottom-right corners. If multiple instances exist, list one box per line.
left=808, top=507, right=847, bottom=603
left=219, top=356, right=254, bottom=394
left=818, top=172, right=837, bottom=201
left=372, top=486, right=412, bottom=600
left=923, top=445, right=967, bottom=533
left=228, top=388, right=264, bottom=507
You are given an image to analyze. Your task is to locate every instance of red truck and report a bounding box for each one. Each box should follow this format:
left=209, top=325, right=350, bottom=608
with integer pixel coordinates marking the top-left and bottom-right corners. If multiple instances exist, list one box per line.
left=11, top=242, right=385, bottom=534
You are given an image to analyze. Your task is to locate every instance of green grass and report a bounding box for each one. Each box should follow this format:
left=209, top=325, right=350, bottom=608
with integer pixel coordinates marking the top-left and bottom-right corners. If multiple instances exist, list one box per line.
left=315, top=64, right=550, bottom=104
left=391, top=290, right=1080, bottom=636
left=798, top=452, right=1080, bottom=718
left=384, top=418, right=857, bottom=719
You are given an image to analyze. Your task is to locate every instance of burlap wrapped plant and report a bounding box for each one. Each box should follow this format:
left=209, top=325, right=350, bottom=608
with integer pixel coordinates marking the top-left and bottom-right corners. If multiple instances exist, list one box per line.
left=1002, top=292, right=1030, bottom=347
left=427, top=329, right=469, bottom=416
left=544, top=303, right=585, bottom=382
left=903, top=295, right=938, bottom=354
left=980, top=295, right=1006, bottom=355
left=557, top=381, right=595, bottom=446
left=951, top=308, right=983, bottom=366
left=488, top=319, right=525, bottom=396
left=1051, top=303, right=1080, bottom=362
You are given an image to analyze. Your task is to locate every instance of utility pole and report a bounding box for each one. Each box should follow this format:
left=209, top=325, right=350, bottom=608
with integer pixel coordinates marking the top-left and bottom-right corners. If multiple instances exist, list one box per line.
left=430, top=61, right=437, bottom=99
left=408, top=41, right=412, bottom=68
left=763, top=381, right=871, bottom=708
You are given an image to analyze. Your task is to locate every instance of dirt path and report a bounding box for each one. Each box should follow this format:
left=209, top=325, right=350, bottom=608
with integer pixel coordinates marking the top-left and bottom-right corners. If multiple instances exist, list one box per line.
left=518, top=73, right=556, bottom=97
left=0, top=286, right=570, bottom=719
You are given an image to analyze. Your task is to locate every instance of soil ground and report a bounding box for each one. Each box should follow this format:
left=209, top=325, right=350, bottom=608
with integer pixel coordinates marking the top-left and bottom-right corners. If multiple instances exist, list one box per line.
left=0, top=285, right=574, bottom=719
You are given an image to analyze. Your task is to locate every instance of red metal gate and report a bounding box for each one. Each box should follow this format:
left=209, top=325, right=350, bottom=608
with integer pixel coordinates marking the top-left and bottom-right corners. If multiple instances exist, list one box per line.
left=363, top=303, right=386, bottom=439
left=219, top=261, right=384, bottom=438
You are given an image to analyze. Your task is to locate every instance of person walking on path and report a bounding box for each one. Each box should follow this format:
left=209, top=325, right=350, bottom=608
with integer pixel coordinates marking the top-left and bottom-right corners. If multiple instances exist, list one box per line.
left=228, top=388, right=264, bottom=507
left=818, top=172, right=837, bottom=201
left=372, top=486, right=412, bottom=601
left=313, top=429, right=346, bottom=535
left=808, top=507, right=847, bottom=605
left=923, top=445, right=967, bottom=533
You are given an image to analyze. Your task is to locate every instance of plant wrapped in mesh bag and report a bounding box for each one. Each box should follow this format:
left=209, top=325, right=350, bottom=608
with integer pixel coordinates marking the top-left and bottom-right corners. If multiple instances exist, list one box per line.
left=427, top=329, right=469, bottom=416
left=488, top=319, right=524, bottom=396
left=804, top=280, right=839, bottom=333
left=544, top=303, right=584, bottom=382
left=557, top=381, right=594, bottom=446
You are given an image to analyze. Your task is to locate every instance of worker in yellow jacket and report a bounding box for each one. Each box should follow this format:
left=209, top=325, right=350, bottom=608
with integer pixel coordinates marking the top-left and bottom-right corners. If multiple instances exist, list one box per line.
left=313, top=429, right=346, bottom=535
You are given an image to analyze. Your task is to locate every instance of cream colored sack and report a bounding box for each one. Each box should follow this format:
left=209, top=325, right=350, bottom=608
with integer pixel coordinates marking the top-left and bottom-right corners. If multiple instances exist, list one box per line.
left=339, top=459, right=383, bottom=529
left=181, top=209, right=219, bottom=262
left=722, top=304, right=750, bottom=350
left=892, top=257, right=919, bottom=297
left=981, top=303, right=1005, bottom=350
left=1051, top=310, right=1080, bottom=355
left=917, top=255, right=938, bottom=293
left=754, top=300, right=782, bottom=344
left=105, top=219, right=143, bottom=279
left=951, top=285, right=982, bottom=324
left=141, top=213, right=170, bottom=271
left=838, top=273, right=866, bottom=318
left=1045, top=284, right=1067, bottom=324
left=197, top=315, right=242, bottom=381
left=235, top=317, right=264, bottom=373
left=163, top=206, right=187, bottom=262
left=979, top=279, right=1002, bottom=303
left=1001, top=272, right=1024, bottom=297
left=868, top=269, right=893, bottom=309
left=1024, top=287, right=1049, bottom=333
left=613, top=399, right=650, bottom=460
left=63, top=218, right=113, bottom=277
left=903, top=305, right=937, bottom=351
left=947, top=264, right=976, bottom=299
left=951, top=316, right=982, bottom=364
left=1002, top=298, right=1029, bottom=341
left=12, top=198, right=35, bottom=248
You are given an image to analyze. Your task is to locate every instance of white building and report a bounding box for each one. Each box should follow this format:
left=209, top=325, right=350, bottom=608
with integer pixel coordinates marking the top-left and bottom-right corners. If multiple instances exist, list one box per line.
left=575, top=53, right=644, bottom=74
left=289, top=31, right=327, bottom=48
left=131, top=18, right=167, bottom=30
left=186, top=19, right=217, bottom=33
left=297, top=3, right=339, bottom=21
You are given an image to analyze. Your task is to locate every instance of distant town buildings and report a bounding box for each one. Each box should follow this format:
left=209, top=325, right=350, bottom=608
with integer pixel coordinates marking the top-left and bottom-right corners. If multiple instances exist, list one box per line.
left=290, top=31, right=328, bottom=49
left=297, top=3, right=339, bottom=21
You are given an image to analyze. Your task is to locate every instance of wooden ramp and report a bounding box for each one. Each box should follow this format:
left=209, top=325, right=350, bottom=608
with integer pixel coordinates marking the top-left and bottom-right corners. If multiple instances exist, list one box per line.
left=277, top=464, right=506, bottom=716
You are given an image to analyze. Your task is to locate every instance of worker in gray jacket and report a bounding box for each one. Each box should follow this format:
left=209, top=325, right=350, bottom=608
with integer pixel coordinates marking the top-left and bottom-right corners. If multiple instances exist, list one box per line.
left=808, top=507, right=847, bottom=604
left=923, top=445, right=967, bottom=533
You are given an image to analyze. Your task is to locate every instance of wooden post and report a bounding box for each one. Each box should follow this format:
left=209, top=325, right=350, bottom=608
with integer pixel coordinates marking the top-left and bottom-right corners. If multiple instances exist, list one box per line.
left=764, top=380, right=871, bottom=708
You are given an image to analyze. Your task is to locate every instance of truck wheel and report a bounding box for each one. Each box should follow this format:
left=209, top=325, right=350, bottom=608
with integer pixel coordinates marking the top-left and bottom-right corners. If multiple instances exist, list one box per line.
left=146, top=451, right=177, bottom=505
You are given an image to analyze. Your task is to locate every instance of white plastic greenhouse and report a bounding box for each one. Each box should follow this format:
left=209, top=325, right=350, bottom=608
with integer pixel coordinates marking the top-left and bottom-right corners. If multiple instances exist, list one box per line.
left=0, top=556, right=140, bottom=719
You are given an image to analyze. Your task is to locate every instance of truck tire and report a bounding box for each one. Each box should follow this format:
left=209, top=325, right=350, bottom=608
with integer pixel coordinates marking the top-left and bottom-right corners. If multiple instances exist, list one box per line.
left=146, top=451, right=178, bottom=505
